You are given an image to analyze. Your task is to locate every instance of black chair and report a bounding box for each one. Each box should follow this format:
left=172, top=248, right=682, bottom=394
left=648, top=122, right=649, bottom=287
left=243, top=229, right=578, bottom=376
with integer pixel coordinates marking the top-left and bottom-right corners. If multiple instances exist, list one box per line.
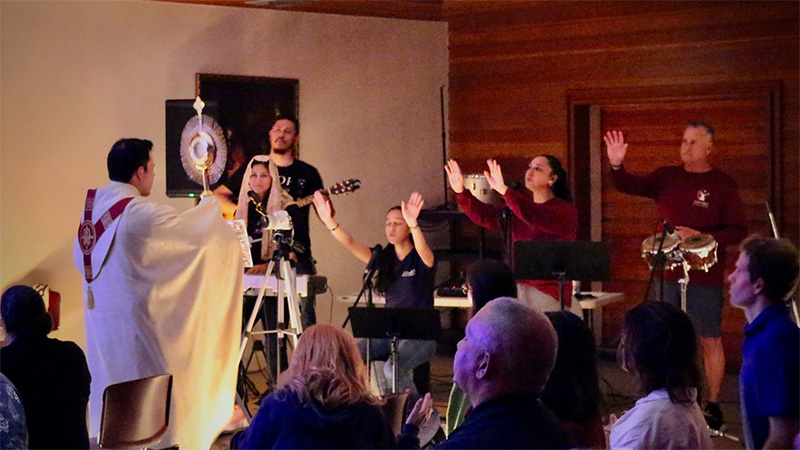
left=99, top=374, right=173, bottom=449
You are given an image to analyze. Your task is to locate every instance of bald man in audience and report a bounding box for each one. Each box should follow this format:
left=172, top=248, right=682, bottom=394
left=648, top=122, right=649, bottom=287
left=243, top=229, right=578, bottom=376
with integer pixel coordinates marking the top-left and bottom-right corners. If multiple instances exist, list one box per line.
left=441, top=297, right=574, bottom=449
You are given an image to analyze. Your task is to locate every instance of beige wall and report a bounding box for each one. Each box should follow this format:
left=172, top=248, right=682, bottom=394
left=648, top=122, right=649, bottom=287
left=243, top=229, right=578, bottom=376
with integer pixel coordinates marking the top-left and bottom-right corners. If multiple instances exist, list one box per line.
left=0, top=1, right=448, bottom=347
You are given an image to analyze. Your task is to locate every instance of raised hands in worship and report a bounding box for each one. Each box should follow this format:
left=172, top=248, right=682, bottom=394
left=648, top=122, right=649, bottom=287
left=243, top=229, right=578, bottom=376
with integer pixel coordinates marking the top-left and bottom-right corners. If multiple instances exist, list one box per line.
left=444, top=159, right=465, bottom=193
left=312, top=190, right=336, bottom=229
left=401, top=192, right=425, bottom=230
left=484, top=159, right=508, bottom=195
left=603, top=130, right=628, bottom=167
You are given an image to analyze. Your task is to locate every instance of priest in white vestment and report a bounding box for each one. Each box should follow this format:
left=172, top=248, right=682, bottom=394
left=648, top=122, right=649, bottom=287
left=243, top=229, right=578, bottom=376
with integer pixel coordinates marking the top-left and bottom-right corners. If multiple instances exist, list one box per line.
left=73, top=138, right=243, bottom=449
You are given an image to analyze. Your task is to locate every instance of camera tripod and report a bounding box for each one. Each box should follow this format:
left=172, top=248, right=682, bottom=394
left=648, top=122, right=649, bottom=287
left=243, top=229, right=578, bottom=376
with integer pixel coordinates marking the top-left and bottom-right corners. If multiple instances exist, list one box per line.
left=235, top=232, right=304, bottom=420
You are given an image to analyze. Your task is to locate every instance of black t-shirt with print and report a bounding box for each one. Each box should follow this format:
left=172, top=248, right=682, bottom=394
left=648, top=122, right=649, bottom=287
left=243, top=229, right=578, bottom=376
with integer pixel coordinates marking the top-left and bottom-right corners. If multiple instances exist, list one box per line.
left=383, top=247, right=435, bottom=309
left=276, top=159, right=323, bottom=272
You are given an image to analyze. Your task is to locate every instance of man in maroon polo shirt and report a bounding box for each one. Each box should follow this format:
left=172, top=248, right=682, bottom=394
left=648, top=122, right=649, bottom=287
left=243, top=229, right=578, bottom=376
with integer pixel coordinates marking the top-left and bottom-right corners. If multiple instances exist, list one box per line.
left=604, top=122, right=748, bottom=430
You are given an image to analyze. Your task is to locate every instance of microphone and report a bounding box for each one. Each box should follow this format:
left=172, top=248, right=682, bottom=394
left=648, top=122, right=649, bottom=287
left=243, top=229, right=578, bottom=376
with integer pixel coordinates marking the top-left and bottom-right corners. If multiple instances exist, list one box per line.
left=661, top=220, right=679, bottom=239
left=363, top=244, right=383, bottom=278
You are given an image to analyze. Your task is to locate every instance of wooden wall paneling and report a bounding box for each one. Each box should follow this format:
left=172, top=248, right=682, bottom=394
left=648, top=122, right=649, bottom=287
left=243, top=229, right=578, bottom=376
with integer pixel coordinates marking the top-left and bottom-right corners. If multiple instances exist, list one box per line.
left=450, top=5, right=797, bottom=48
left=448, top=1, right=798, bottom=371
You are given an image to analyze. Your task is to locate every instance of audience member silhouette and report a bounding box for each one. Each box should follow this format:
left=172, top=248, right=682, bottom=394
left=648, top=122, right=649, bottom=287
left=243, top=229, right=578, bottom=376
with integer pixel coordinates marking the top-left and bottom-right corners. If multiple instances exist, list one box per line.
left=447, top=259, right=518, bottom=434
left=728, top=236, right=799, bottom=449
left=610, top=301, right=712, bottom=449
left=543, top=311, right=605, bottom=448
left=435, top=298, right=574, bottom=449
left=0, top=285, right=90, bottom=449
left=233, top=324, right=429, bottom=449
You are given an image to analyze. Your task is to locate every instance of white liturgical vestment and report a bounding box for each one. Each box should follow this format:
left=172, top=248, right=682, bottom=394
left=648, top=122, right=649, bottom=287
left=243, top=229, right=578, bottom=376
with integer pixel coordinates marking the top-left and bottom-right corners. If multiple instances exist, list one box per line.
left=73, top=181, right=243, bottom=450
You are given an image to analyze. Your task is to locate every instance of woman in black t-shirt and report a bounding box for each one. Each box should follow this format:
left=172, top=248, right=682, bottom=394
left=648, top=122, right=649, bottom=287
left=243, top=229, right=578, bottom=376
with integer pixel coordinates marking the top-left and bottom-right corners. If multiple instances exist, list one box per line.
left=314, top=191, right=437, bottom=394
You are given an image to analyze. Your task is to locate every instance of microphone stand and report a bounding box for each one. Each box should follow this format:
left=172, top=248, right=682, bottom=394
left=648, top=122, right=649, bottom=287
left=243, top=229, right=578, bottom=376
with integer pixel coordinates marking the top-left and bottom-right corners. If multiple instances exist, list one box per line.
left=501, top=206, right=513, bottom=266
left=644, top=221, right=672, bottom=303
left=342, top=266, right=378, bottom=328
left=766, top=201, right=800, bottom=325
left=342, top=265, right=379, bottom=381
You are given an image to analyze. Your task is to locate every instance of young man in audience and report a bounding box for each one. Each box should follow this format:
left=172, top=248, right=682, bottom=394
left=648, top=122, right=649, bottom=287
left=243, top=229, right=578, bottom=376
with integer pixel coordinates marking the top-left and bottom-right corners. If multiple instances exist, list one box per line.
left=728, top=236, right=799, bottom=449
left=434, top=297, right=574, bottom=449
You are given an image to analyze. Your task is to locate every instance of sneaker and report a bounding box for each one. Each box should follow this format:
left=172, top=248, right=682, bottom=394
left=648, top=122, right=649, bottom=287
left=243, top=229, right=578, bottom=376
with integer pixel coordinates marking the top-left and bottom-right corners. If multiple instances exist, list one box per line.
left=704, top=402, right=725, bottom=431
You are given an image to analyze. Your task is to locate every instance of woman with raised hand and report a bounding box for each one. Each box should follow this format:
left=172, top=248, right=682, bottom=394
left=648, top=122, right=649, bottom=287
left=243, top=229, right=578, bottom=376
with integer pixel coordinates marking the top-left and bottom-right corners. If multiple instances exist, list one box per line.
left=313, top=191, right=437, bottom=395
left=445, top=156, right=579, bottom=313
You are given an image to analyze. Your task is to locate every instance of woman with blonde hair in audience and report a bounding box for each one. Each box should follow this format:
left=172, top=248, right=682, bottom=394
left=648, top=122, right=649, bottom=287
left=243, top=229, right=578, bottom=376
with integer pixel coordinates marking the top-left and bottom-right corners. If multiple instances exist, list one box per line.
left=232, top=324, right=429, bottom=449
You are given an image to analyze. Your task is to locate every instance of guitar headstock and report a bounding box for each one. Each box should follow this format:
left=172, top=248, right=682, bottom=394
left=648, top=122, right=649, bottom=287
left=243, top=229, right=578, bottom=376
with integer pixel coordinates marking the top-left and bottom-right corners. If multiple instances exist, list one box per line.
left=329, top=179, right=361, bottom=196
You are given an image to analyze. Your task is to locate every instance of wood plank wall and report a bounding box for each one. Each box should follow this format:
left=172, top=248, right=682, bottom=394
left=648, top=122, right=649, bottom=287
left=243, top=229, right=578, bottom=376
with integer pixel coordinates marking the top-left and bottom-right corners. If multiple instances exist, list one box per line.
left=445, top=1, right=799, bottom=370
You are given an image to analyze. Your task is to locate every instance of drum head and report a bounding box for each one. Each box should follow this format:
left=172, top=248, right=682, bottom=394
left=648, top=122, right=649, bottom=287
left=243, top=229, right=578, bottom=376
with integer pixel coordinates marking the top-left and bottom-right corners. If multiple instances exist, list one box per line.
left=641, top=233, right=680, bottom=253
left=681, top=234, right=715, bottom=250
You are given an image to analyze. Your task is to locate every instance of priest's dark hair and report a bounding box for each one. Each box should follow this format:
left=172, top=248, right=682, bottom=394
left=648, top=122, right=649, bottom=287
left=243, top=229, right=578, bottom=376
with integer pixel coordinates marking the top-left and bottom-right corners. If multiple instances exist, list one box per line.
left=107, top=138, right=153, bottom=183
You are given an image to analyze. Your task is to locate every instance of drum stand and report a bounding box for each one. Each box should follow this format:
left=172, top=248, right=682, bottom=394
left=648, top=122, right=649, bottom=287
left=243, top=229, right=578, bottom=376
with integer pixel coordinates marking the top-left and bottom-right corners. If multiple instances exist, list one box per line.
left=236, top=233, right=303, bottom=421
left=674, top=248, right=741, bottom=443
left=644, top=225, right=675, bottom=304
left=678, top=259, right=690, bottom=313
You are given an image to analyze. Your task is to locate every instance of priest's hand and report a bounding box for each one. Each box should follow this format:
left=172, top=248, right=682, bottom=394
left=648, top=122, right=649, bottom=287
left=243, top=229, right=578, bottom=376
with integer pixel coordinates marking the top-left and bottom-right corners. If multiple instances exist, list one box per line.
left=246, top=263, right=268, bottom=274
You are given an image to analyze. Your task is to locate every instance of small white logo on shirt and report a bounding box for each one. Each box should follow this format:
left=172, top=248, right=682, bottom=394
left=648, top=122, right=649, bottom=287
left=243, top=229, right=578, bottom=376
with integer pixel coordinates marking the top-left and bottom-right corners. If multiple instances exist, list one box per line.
left=693, top=189, right=710, bottom=208
left=402, top=269, right=416, bottom=277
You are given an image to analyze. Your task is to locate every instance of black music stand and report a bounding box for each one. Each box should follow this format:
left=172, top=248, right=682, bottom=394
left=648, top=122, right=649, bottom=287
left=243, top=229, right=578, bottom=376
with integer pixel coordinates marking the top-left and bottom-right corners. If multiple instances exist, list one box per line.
left=514, top=241, right=611, bottom=310
left=349, top=307, right=441, bottom=394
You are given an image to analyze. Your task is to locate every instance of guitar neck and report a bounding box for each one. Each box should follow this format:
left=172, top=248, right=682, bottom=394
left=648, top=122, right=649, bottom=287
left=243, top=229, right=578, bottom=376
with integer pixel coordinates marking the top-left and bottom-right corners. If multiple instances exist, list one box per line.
left=292, top=189, right=328, bottom=208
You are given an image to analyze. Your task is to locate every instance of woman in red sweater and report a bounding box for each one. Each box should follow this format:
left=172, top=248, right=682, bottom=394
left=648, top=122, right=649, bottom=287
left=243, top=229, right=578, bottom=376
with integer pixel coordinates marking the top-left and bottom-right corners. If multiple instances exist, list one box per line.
left=445, top=156, right=578, bottom=313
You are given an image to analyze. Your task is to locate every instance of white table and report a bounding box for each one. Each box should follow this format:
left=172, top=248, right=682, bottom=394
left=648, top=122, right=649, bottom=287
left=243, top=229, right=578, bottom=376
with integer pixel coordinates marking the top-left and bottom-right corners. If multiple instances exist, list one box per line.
left=338, top=291, right=622, bottom=310
left=338, top=291, right=624, bottom=343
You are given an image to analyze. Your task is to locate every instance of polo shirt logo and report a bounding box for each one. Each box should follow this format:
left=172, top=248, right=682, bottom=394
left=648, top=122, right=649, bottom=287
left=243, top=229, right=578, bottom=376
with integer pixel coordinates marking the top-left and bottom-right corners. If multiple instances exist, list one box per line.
left=402, top=269, right=416, bottom=277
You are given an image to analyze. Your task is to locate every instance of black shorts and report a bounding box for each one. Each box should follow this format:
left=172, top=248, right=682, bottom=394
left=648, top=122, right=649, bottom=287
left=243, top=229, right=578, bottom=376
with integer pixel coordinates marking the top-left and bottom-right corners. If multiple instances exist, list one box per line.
left=653, top=280, right=724, bottom=338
